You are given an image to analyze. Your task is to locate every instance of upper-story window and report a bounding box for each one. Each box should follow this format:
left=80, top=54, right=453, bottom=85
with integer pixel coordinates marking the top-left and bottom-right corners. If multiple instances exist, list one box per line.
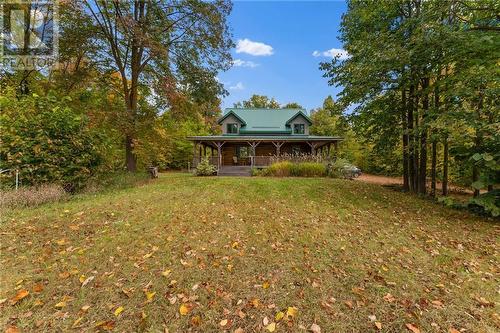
left=293, top=123, right=305, bottom=134
left=227, top=123, right=238, bottom=134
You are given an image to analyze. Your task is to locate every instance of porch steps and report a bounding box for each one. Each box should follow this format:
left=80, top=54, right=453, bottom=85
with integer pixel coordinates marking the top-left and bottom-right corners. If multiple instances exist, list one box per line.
left=218, top=166, right=252, bottom=177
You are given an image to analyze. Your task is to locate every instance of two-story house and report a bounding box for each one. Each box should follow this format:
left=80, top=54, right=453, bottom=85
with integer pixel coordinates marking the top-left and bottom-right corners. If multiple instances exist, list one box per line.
left=188, top=108, right=342, bottom=175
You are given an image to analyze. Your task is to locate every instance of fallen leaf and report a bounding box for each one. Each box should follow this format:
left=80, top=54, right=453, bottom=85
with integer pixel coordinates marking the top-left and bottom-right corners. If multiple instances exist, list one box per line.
left=431, top=300, right=443, bottom=307
left=179, top=303, right=192, bottom=315
left=265, top=322, right=276, bottom=332
left=72, top=317, right=83, bottom=328
left=161, top=269, right=171, bottom=277
left=250, top=298, right=260, bottom=308
left=375, top=322, right=382, bottom=330
left=121, top=288, right=133, bottom=298
left=406, top=323, right=421, bottom=333
left=10, top=289, right=29, bottom=305
left=81, top=276, right=94, bottom=288
left=309, top=323, right=321, bottom=333
left=262, top=281, right=270, bottom=289
left=344, top=300, right=354, bottom=309
left=234, top=328, right=244, bottom=333
left=5, top=326, right=20, bottom=333
left=56, top=239, right=67, bottom=245
left=286, top=306, right=298, bottom=319
left=33, top=283, right=44, bottom=292
left=81, top=305, right=91, bottom=312
left=55, top=301, right=67, bottom=308
left=114, top=306, right=124, bottom=317
left=475, top=296, right=493, bottom=307
left=191, top=315, right=201, bottom=326
left=220, top=319, right=228, bottom=327
left=95, top=321, right=115, bottom=331
left=275, top=311, right=284, bottom=321
left=448, top=329, right=460, bottom=333
left=59, top=271, right=70, bottom=279
left=383, top=293, right=395, bottom=303
left=145, top=291, right=156, bottom=303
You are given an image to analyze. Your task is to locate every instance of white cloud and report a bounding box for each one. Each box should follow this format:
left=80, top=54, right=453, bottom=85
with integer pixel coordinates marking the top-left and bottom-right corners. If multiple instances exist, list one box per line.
left=236, top=38, right=273, bottom=56
left=312, top=48, right=350, bottom=60
left=232, top=59, right=259, bottom=68
left=229, top=82, right=244, bottom=90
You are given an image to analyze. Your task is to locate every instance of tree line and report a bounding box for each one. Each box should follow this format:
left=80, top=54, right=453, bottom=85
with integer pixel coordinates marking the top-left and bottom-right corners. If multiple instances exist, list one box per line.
left=1, top=0, right=233, bottom=188
left=321, top=0, right=499, bottom=196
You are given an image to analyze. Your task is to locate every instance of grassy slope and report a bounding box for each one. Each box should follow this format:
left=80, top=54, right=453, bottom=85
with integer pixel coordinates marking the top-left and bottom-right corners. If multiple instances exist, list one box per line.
left=0, top=173, right=498, bottom=332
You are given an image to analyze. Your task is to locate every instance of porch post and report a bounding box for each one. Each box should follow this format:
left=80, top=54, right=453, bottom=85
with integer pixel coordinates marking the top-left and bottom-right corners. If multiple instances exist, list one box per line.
left=306, top=141, right=317, bottom=155
left=327, top=143, right=331, bottom=159
left=203, top=145, right=207, bottom=157
left=214, top=141, right=225, bottom=171
left=193, top=142, right=198, bottom=166
left=272, top=141, right=284, bottom=157
left=247, top=141, right=260, bottom=167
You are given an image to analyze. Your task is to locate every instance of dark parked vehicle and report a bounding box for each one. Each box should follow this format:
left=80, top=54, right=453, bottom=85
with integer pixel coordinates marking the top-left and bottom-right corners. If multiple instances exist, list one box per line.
left=342, top=165, right=362, bottom=179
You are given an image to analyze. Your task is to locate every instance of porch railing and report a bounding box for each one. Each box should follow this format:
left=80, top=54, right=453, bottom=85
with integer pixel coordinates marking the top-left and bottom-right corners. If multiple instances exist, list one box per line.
left=192, top=154, right=331, bottom=169
left=192, top=156, right=218, bottom=168
left=251, top=156, right=272, bottom=167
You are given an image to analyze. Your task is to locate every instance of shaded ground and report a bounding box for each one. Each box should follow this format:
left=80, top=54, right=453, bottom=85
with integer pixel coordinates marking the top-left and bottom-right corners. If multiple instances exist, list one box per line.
left=355, top=173, right=486, bottom=199
left=1, top=173, right=498, bottom=332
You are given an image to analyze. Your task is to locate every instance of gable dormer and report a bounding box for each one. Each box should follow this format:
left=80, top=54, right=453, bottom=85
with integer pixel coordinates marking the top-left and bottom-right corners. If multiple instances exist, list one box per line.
left=286, top=111, right=312, bottom=135
left=218, top=111, right=246, bottom=135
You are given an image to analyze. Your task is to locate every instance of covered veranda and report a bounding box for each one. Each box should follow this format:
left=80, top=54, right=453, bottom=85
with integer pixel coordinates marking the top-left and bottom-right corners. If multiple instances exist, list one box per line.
left=187, top=136, right=343, bottom=169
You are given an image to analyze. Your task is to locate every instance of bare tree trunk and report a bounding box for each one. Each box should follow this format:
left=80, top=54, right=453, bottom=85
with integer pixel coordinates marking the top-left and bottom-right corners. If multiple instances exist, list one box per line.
left=125, top=135, right=136, bottom=172
left=472, top=87, right=485, bottom=198
left=431, top=141, right=437, bottom=197
left=418, top=77, right=429, bottom=194
left=413, top=93, right=420, bottom=192
left=442, top=137, right=449, bottom=196
left=401, top=89, right=409, bottom=191
left=472, top=165, right=480, bottom=197
left=408, top=85, right=416, bottom=192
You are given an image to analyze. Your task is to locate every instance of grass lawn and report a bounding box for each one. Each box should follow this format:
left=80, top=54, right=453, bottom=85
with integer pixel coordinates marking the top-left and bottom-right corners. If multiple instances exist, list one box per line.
left=1, top=173, right=498, bottom=332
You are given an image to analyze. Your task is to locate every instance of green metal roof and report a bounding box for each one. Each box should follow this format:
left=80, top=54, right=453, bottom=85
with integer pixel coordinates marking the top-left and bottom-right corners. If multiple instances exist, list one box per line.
left=218, top=108, right=312, bottom=133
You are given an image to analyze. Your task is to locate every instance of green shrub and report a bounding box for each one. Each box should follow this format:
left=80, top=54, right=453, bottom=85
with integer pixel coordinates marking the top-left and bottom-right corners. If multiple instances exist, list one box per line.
left=327, top=158, right=352, bottom=178
left=467, top=190, right=500, bottom=217
left=264, top=161, right=326, bottom=177
left=0, top=91, right=104, bottom=192
left=195, top=157, right=217, bottom=176
left=251, top=168, right=263, bottom=176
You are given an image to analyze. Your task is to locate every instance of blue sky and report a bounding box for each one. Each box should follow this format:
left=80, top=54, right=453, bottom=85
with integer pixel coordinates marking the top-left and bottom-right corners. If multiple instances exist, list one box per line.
left=218, top=1, right=347, bottom=112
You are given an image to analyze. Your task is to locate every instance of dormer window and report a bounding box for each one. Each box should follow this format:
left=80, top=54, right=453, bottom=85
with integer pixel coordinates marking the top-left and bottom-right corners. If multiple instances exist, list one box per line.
left=227, top=123, right=238, bottom=134
left=293, top=123, right=305, bottom=134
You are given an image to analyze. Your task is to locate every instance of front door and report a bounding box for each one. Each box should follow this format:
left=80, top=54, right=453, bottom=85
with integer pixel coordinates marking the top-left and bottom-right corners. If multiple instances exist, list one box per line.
left=235, top=145, right=250, bottom=165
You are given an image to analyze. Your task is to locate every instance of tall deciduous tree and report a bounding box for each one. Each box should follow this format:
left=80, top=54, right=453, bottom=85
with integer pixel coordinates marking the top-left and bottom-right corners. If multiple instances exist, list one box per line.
left=321, top=0, right=499, bottom=195
left=80, top=0, right=233, bottom=171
